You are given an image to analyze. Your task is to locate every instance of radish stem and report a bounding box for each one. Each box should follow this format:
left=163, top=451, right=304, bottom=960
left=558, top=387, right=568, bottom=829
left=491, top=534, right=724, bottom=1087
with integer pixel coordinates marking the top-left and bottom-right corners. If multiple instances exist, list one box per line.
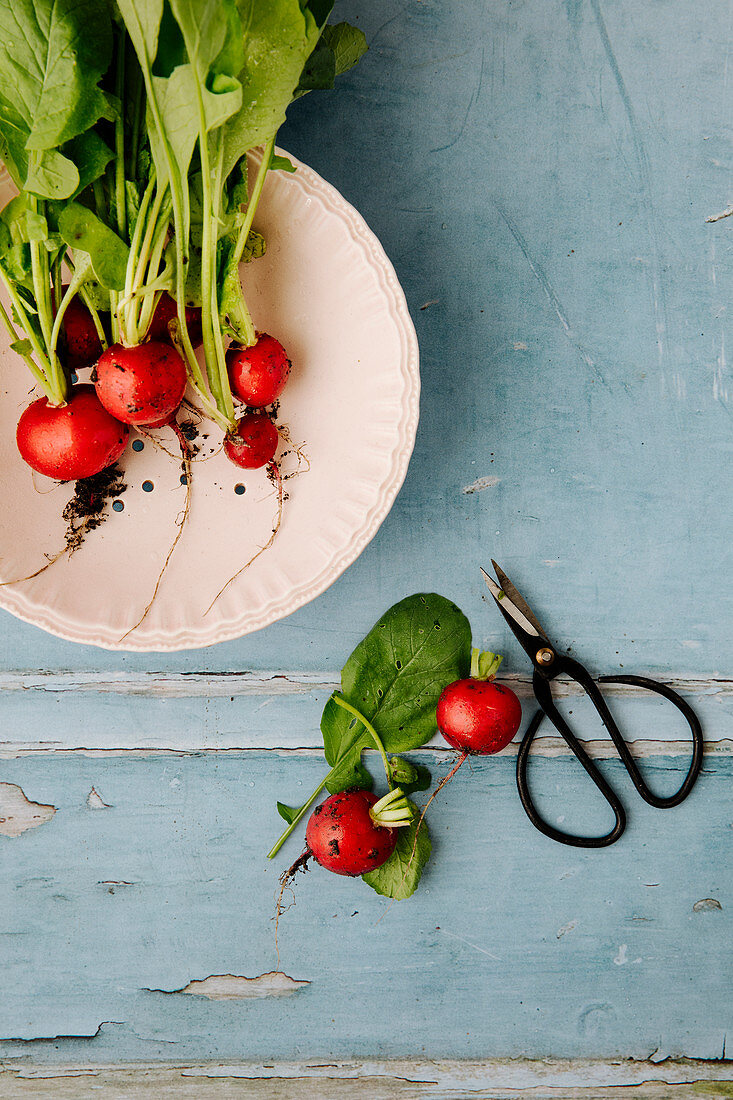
left=332, top=694, right=393, bottom=787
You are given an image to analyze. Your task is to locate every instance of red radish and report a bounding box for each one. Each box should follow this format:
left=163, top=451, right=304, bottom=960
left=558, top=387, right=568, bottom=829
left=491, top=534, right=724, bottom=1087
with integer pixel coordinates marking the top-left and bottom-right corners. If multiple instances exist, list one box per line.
left=16, top=385, right=129, bottom=480
left=305, top=788, right=410, bottom=876
left=224, top=412, right=279, bottom=469
left=62, top=295, right=104, bottom=371
left=226, top=333, right=291, bottom=408
left=437, top=677, right=522, bottom=755
left=95, top=342, right=187, bottom=427
left=147, top=292, right=203, bottom=347
left=410, top=652, right=522, bottom=843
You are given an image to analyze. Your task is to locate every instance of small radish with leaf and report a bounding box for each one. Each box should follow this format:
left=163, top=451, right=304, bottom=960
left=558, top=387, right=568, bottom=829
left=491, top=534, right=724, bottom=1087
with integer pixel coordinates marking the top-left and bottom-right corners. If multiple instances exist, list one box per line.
left=301, top=788, right=414, bottom=877
left=437, top=649, right=522, bottom=757
left=16, top=386, right=129, bottom=482
left=227, top=333, right=291, bottom=409
left=95, top=342, right=188, bottom=428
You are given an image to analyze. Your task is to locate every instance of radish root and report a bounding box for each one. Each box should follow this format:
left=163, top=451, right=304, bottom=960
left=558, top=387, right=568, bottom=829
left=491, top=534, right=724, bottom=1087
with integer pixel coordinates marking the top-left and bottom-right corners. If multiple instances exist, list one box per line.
left=274, top=849, right=310, bottom=972
left=119, top=423, right=192, bottom=640
left=203, top=459, right=284, bottom=615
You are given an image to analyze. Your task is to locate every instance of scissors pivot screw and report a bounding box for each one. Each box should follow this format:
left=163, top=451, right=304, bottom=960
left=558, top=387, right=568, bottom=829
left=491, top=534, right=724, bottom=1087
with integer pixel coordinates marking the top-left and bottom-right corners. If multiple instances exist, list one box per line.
left=536, top=647, right=555, bottom=667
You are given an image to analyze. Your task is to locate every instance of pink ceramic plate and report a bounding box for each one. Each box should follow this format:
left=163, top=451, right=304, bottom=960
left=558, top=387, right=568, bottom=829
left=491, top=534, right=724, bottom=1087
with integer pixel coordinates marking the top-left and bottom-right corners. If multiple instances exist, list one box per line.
left=0, top=150, right=419, bottom=650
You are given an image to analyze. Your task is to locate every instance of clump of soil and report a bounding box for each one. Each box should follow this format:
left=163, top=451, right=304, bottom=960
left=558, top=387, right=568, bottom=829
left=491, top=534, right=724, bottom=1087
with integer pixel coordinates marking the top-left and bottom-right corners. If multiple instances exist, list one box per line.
left=62, top=464, right=126, bottom=554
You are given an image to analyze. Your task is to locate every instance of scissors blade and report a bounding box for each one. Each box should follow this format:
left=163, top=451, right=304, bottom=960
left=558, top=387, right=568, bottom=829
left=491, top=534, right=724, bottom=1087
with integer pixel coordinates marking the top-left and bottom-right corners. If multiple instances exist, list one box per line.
left=480, top=568, right=541, bottom=643
left=490, top=560, right=550, bottom=641
left=479, top=558, right=548, bottom=642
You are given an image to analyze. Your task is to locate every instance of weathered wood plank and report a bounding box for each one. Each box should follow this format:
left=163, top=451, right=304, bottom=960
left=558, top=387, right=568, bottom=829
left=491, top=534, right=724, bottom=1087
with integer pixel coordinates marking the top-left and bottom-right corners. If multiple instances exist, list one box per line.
left=0, top=752, right=729, bottom=1064
left=1, top=1059, right=732, bottom=1099
left=0, top=674, right=727, bottom=753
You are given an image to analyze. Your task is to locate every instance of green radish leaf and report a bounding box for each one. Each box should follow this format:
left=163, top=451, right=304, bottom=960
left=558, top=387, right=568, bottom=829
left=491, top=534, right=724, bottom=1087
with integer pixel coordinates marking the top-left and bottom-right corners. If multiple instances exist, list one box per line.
left=323, top=748, right=372, bottom=796
left=294, top=37, right=335, bottom=96
left=218, top=257, right=250, bottom=342
left=295, top=21, right=367, bottom=97
left=241, top=230, right=266, bottom=262
left=10, top=338, right=33, bottom=357
left=24, top=149, right=79, bottom=200
left=319, top=594, right=471, bottom=796
left=116, top=0, right=164, bottom=67
left=151, top=64, right=242, bottom=184
left=65, top=131, right=114, bottom=198
left=0, top=0, right=112, bottom=188
left=387, top=757, right=432, bottom=796
left=79, top=278, right=111, bottom=313
left=270, top=153, right=296, bottom=174
left=0, top=196, right=48, bottom=245
left=220, top=0, right=329, bottom=180
left=323, top=22, right=368, bottom=77
left=160, top=0, right=243, bottom=178
left=3, top=244, right=33, bottom=286
left=362, top=800, right=431, bottom=900
left=58, top=204, right=130, bottom=291
left=277, top=801, right=305, bottom=825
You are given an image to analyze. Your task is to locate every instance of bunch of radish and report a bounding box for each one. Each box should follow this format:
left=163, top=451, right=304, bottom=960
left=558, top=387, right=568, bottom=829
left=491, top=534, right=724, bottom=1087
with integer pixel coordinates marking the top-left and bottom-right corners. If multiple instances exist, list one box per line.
left=0, top=2, right=365, bottom=501
left=269, top=595, right=523, bottom=905
left=295, top=651, right=523, bottom=882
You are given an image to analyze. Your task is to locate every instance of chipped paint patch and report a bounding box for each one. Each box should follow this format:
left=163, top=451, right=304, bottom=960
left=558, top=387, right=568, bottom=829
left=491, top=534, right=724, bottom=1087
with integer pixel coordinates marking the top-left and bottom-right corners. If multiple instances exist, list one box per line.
left=0, top=783, right=55, bottom=837
left=693, top=898, right=722, bottom=912
left=556, top=920, right=577, bottom=939
left=87, top=787, right=111, bottom=810
left=706, top=204, right=733, bottom=223
left=419, top=299, right=439, bottom=310
left=513, top=341, right=529, bottom=350
left=462, top=475, right=500, bottom=495
left=613, top=944, right=629, bottom=966
left=152, top=972, right=311, bottom=1000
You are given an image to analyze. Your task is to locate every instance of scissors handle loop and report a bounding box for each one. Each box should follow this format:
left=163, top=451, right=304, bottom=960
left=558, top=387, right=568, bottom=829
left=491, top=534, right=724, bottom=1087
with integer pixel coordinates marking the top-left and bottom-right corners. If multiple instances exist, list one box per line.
left=595, top=674, right=703, bottom=807
left=517, top=662, right=703, bottom=848
left=517, top=664, right=626, bottom=848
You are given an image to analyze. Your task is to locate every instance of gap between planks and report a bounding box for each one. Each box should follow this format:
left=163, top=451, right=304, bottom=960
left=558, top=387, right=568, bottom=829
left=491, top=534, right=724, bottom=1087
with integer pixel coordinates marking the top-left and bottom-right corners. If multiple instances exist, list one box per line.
left=0, top=741, right=728, bottom=760
left=0, top=670, right=732, bottom=699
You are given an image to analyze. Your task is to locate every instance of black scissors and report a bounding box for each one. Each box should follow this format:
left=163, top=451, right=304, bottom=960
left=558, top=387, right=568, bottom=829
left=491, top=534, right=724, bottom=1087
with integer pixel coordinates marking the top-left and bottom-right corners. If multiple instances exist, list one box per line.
left=481, top=562, right=703, bottom=848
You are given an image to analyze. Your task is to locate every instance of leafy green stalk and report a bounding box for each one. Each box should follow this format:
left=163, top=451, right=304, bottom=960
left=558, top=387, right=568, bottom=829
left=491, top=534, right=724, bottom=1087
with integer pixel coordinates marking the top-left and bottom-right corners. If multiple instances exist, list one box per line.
left=0, top=297, right=51, bottom=393
left=26, top=172, right=66, bottom=403
left=79, top=286, right=108, bottom=351
left=219, top=138, right=275, bottom=347
left=116, top=0, right=225, bottom=424
left=470, top=648, right=503, bottom=680
left=332, top=693, right=393, bottom=787
left=114, top=33, right=128, bottom=243
left=0, top=257, right=62, bottom=402
left=199, top=133, right=233, bottom=422
left=267, top=757, right=345, bottom=860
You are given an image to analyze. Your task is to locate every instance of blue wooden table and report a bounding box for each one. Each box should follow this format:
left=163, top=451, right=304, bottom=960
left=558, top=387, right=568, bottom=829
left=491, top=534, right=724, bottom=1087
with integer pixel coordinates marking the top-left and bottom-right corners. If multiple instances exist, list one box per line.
left=1, top=2, right=732, bottom=1095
